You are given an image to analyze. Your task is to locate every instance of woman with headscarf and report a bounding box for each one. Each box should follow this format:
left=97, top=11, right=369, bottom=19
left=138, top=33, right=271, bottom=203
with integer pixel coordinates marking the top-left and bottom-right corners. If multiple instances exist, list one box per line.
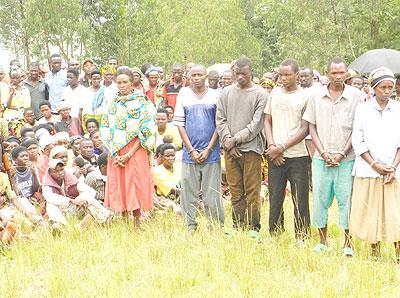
left=350, top=67, right=400, bottom=260
left=130, top=67, right=147, bottom=95
left=101, top=65, right=118, bottom=109
left=145, top=67, right=165, bottom=108
left=100, top=67, right=156, bottom=224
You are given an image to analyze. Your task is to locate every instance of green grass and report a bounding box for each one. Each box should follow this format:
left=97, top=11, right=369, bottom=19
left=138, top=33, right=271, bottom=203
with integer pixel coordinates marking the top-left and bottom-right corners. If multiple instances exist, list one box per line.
left=1, top=200, right=400, bottom=298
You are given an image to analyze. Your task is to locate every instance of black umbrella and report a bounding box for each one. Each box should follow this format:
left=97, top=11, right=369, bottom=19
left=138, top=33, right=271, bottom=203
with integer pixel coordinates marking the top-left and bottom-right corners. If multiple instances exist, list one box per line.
left=349, top=48, right=400, bottom=74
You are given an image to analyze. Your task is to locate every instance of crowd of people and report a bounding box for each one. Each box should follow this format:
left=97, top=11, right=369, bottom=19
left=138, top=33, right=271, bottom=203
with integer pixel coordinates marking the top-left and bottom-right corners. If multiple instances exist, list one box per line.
left=0, top=53, right=400, bottom=261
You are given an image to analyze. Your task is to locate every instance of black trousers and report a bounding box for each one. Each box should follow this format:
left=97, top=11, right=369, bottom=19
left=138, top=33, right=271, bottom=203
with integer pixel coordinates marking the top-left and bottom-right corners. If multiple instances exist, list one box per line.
left=268, top=156, right=310, bottom=238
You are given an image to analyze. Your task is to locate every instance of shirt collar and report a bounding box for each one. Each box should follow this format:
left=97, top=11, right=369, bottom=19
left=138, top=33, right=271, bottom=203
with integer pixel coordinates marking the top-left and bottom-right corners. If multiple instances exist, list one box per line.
left=371, top=97, right=394, bottom=112
left=93, top=168, right=106, bottom=181
left=321, top=84, right=351, bottom=102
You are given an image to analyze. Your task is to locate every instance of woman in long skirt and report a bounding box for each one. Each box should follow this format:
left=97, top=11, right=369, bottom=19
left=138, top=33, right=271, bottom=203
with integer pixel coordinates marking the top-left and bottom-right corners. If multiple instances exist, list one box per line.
left=350, top=67, right=400, bottom=259
left=100, top=67, right=156, bottom=223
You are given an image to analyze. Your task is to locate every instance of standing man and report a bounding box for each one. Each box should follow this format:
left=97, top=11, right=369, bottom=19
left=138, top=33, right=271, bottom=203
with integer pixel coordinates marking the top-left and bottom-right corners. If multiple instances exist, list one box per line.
left=221, top=70, right=234, bottom=88
left=207, top=70, right=220, bottom=90
left=299, top=67, right=315, bottom=89
left=303, top=57, right=363, bottom=256
left=68, top=59, right=80, bottom=71
left=216, top=57, right=268, bottom=236
left=23, top=62, right=48, bottom=120
left=174, top=64, right=224, bottom=233
left=163, top=63, right=186, bottom=109
left=264, top=59, right=310, bottom=243
left=44, top=54, right=68, bottom=113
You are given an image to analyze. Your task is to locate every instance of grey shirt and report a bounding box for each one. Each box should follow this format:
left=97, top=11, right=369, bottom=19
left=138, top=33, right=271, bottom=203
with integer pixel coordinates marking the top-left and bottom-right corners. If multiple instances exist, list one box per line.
left=216, top=84, right=268, bottom=155
left=23, top=78, right=48, bottom=119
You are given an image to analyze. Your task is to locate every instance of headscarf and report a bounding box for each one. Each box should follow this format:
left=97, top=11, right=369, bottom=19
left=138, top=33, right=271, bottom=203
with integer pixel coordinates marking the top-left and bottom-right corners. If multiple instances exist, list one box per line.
left=131, top=67, right=144, bottom=80
left=369, top=67, right=395, bottom=89
left=101, top=65, right=116, bottom=76
left=145, top=66, right=161, bottom=78
left=49, top=145, right=68, bottom=160
left=260, top=79, right=275, bottom=89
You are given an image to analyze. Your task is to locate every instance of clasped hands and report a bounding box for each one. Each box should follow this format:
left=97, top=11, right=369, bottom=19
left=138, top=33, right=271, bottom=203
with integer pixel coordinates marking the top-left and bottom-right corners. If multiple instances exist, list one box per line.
left=265, top=144, right=285, bottom=166
left=190, top=147, right=211, bottom=164
left=223, top=137, right=242, bottom=159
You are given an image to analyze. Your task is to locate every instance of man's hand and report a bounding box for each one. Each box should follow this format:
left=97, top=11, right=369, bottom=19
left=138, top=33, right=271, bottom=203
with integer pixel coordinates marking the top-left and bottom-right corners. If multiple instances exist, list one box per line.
left=223, top=137, right=236, bottom=152
left=197, top=148, right=211, bottom=164
left=322, top=152, right=339, bottom=167
left=272, top=154, right=285, bottom=167
left=229, top=147, right=242, bottom=159
left=189, top=150, right=200, bottom=164
left=266, top=144, right=284, bottom=161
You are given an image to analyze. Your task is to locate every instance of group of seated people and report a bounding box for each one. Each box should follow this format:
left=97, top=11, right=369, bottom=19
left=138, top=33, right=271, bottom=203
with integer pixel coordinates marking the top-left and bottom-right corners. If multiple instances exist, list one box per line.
left=0, top=104, right=184, bottom=244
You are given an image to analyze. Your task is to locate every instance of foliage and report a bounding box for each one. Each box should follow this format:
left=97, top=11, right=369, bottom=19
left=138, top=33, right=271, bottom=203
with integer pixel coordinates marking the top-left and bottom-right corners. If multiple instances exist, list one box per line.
left=0, top=0, right=399, bottom=73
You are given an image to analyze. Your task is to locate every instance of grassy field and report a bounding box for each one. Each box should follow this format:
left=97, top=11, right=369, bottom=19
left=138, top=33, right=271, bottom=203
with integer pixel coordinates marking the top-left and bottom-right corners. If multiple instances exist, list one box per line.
left=1, top=199, right=400, bottom=298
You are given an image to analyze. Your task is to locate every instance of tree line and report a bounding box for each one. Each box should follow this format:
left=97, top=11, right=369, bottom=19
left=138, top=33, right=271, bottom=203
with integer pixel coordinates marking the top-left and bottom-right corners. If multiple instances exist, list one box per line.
left=0, top=0, right=399, bottom=73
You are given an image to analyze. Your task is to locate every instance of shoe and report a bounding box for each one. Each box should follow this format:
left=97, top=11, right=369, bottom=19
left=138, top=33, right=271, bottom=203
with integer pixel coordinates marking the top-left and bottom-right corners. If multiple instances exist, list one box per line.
left=342, top=246, right=355, bottom=257
left=314, top=243, right=331, bottom=253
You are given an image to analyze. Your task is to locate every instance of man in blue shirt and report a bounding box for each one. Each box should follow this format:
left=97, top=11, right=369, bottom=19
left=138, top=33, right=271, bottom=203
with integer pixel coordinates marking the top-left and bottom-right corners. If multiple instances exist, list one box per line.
left=173, top=64, right=224, bottom=233
left=44, top=54, right=68, bottom=113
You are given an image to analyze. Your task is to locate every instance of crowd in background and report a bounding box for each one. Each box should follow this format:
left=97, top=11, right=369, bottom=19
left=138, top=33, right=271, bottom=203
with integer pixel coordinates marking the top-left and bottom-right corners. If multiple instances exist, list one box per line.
left=0, top=53, right=400, bottom=261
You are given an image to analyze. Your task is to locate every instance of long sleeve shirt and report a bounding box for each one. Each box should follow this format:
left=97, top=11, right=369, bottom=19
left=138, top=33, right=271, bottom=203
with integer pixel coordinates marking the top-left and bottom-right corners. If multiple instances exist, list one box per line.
left=352, top=98, right=400, bottom=178
left=216, top=84, right=268, bottom=155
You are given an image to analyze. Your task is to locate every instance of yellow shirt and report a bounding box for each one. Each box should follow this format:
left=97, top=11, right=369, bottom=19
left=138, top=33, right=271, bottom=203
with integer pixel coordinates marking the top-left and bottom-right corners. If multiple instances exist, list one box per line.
left=1, top=84, right=31, bottom=120
left=152, top=164, right=181, bottom=197
left=157, top=123, right=183, bottom=149
left=0, top=172, right=17, bottom=201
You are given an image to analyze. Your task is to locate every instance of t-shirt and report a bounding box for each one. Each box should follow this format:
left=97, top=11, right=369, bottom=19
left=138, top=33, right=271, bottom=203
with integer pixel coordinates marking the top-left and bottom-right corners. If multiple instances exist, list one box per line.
left=152, top=164, right=181, bottom=197
left=156, top=123, right=183, bottom=149
left=264, top=87, right=309, bottom=158
left=173, top=87, right=220, bottom=164
left=15, top=168, right=35, bottom=198
left=62, top=85, right=90, bottom=118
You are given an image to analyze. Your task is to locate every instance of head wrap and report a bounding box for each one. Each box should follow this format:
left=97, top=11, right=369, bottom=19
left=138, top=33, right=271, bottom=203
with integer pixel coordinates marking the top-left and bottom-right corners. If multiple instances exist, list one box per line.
left=69, top=135, right=82, bottom=146
left=11, top=146, right=27, bottom=160
left=260, top=79, right=275, bottom=89
left=56, top=101, right=71, bottom=112
left=35, top=128, right=50, bottom=141
left=39, top=135, right=56, bottom=150
left=144, top=66, right=161, bottom=77
left=49, top=145, right=68, bottom=160
left=55, top=132, right=70, bottom=142
left=131, top=67, right=144, bottom=80
left=101, top=64, right=117, bottom=76
left=369, top=67, right=395, bottom=89
left=22, top=138, right=38, bottom=148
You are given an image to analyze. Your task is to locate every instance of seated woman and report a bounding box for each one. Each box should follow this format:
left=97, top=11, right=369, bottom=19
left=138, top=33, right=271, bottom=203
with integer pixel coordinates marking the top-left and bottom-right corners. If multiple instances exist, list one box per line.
left=42, top=159, right=112, bottom=231
left=84, top=118, right=100, bottom=138
left=152, top=144, right=182, bottom=214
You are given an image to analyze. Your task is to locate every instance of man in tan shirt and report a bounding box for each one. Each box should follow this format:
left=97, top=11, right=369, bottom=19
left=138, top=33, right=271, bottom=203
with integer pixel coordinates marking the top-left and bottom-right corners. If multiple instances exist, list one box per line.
left=264, top=59, right=310, bottom=243
left=303, top=57, right=364, bottom=256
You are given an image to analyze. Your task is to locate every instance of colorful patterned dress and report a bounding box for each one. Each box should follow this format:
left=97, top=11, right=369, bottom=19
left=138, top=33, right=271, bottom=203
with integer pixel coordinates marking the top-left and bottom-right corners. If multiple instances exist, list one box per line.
left=100, top=92, right=156, bottom=212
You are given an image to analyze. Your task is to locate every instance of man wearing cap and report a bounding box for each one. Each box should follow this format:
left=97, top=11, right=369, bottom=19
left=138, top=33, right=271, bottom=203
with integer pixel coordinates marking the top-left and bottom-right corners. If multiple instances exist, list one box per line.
left=42, top=158, right=112, bottom=230
left=54, top=101, right=82, bottom=136
left=80, top=59, right=94, bottom=87
left=303, top=57, right=364, bottom=256
left=44, top=54, right=68, bottom=113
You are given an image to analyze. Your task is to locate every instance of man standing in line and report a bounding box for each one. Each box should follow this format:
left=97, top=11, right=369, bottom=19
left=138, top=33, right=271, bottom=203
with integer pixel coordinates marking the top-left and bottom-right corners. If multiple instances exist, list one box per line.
left=303, top=57, right=364, bottom=256
left=163, top=63, right=186, bottom=109
left=216, top=57, right=268, bottom=238
left=264, top=59, right=310, bottom=244
left=44, top=54, right=68, bottom=113
left=174, top=64, right=224, bottom=233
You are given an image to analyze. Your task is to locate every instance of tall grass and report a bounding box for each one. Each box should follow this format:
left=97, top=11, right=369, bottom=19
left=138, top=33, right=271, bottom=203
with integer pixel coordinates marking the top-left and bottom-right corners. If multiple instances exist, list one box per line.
left=1, top=200, right=400, bottom=297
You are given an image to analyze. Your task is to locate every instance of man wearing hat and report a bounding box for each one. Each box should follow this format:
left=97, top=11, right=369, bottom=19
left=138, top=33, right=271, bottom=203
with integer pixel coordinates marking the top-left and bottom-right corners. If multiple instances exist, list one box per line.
left=54, top=101, right=82, bottom=136
left=42, top=158, right=112, bottom=230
